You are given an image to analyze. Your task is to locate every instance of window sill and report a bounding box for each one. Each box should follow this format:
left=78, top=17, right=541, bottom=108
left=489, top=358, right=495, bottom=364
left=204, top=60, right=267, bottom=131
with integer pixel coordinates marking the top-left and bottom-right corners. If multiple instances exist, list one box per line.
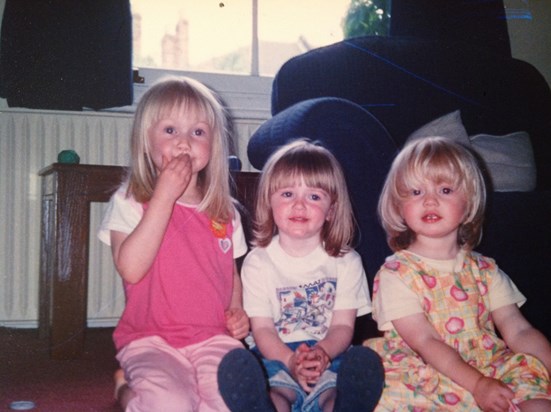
left=102, top=69, right=273, bottom=120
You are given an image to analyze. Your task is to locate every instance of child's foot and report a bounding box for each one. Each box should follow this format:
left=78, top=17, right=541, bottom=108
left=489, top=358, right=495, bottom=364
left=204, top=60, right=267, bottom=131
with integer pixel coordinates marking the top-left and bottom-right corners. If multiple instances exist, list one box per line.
left=113, top=368, right=127, bottom=401
left=114, top=368, right=136, bottom=409
left=334, top=346, right=385, bottom=412
left=218, top=348, right=276, bottom=412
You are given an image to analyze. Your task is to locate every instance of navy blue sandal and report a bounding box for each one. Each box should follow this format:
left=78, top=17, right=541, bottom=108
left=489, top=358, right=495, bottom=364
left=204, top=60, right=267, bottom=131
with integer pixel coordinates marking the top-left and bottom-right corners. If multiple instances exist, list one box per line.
left=334, top=346, right=385, bottom=412
left=218, top=348, right=276, bottom=412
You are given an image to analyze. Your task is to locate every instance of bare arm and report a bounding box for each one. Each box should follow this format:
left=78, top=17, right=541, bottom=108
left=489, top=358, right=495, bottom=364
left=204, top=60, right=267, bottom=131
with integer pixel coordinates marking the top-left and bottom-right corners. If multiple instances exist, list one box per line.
left=252, top=316, right=294, bottom=366
left=111, top=196, right=174, bottom=284
left=229, top=263, right=244, bottom=309
left=394, top=312, right=513, bottom=411
left=225, top=264, right=250, bottom=340
left=493, top=303, right=551, bottom=373
left=314, top=308, right=356, bottom=361
left=296, top=309, right=356, bottom=390
left=112, top=154, right=193, bottom=284
left=252, top=310, right=357, bottom=392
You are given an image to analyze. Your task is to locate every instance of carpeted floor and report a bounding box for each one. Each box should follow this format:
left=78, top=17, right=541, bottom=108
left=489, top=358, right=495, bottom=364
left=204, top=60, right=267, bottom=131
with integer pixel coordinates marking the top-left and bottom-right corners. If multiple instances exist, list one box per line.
left=0, top=327, right=121, bottom=412
left=0, top=317, right=380, bottom=411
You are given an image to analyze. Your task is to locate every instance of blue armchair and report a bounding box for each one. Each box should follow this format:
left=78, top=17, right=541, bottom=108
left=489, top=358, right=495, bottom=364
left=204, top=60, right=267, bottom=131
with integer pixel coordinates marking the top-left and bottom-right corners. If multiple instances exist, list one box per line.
left=247, top=36, right=551, bottom=341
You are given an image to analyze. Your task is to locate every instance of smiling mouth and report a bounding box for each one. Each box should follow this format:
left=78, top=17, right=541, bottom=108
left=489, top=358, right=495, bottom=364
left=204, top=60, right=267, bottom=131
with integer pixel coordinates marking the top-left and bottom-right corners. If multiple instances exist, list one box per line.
left=422, top=214, right=441, bottom=223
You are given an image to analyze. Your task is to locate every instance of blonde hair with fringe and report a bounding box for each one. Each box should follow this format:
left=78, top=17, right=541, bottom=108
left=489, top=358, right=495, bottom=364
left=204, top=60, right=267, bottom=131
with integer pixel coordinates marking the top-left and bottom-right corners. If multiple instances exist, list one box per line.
left=378, top=136, right=487, bottom=251
left=126, top=76, right=233, bottom=222
left=254, top=139, right=355, bottom=257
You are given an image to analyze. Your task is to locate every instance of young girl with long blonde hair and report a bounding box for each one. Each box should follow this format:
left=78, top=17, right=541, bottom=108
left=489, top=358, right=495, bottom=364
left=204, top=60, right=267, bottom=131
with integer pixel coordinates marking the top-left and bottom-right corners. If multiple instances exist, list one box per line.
left=99, top=76, right=249, bottom=411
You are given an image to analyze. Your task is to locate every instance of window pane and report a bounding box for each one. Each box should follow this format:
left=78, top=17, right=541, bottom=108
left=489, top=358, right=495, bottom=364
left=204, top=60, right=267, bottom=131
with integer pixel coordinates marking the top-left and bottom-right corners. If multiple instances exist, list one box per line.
left=257, top=0, right=350, bottom=76
left=130, top=0, right=352, bottom=76
left=130, top=0, right=252, bottom=74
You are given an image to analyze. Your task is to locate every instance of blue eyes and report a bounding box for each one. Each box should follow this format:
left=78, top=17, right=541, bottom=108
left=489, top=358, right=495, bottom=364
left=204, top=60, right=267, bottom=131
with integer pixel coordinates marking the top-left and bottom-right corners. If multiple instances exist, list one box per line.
left=163, top=127, right=205, bottom=136
left=411, top=187, right=454, bottom=196
left=281, top=191, right=322, bottom=201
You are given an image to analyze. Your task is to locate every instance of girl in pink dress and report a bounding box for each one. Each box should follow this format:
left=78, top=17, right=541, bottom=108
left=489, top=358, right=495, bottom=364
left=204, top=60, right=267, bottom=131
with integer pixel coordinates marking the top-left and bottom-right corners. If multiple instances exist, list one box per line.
left=365, top=136, right=551, bottom=411
left=99, top=76, right=249, bottom=411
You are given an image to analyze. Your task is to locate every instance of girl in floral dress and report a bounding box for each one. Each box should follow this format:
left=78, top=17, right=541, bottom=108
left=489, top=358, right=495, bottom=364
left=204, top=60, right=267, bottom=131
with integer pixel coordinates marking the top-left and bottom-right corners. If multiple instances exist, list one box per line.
left=365, top=136, right=551, bottom=411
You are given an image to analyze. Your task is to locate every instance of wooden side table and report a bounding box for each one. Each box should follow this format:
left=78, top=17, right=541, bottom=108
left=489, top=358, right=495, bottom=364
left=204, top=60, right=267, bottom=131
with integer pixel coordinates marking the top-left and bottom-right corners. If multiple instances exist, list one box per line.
left=39, top=164, right=126, bottom=359
left=38, top=164, right=259, bottom=359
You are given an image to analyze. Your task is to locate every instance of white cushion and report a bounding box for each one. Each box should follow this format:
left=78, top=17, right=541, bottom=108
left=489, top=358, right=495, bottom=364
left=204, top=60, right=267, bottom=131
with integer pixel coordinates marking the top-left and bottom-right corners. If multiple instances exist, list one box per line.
left=406, top=110, right=536, bottom=192
left=470, top=131, right=536, bottom=192
left=406, top=110, right=470, bottom=145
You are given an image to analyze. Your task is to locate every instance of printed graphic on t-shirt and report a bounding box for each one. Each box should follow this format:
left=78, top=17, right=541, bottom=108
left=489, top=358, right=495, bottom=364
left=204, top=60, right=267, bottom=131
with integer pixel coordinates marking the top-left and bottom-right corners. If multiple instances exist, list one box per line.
left=218, top=238, right=231, bottom=253
left=209, top=220, right=232, bottom=253
left=275, top=278, right=336, bottom=337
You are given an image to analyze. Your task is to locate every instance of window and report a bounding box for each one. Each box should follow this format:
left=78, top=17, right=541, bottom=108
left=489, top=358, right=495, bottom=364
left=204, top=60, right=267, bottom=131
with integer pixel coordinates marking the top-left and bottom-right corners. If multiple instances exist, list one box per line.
left=130, top=0, right=351, bottom=77
left=127, top=0, right=390, bottom=118
left=128, top=0, right=352, bottom=118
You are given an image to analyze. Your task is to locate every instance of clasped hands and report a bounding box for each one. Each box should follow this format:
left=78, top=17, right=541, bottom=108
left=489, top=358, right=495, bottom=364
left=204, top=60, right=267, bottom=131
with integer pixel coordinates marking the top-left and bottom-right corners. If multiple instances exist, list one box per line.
left=289, top=342, right=331, bottom=393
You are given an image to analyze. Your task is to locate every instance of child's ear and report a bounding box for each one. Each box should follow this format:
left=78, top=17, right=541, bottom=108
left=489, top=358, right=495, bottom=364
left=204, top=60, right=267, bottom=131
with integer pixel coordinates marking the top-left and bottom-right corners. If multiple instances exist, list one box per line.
left=326, top=204, right=336, bottom=221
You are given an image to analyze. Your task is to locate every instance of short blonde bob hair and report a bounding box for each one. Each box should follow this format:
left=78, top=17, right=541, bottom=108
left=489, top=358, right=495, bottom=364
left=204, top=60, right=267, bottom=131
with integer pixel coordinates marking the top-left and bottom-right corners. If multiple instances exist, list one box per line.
left=378, top=136, right=487, bottom=251
left=254, top=139, right=355, bottom=257
left=126, top=76, right=233, bottom=222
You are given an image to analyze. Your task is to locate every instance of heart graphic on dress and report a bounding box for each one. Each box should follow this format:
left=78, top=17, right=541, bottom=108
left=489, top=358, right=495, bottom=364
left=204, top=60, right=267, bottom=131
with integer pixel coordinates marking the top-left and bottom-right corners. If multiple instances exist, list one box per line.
left=219, top=238, right=232, bottom=254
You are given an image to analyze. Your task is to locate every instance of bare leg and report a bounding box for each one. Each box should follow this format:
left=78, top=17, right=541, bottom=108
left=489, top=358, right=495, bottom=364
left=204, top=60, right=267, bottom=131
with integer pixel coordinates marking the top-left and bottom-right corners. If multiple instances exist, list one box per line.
left=518, top=399, right=551, bottom=412
left=270, top=386, right=296, bottom=412
left=114, top=368, right=136, bottom=410
left=319, top=387, right=337, bottom=412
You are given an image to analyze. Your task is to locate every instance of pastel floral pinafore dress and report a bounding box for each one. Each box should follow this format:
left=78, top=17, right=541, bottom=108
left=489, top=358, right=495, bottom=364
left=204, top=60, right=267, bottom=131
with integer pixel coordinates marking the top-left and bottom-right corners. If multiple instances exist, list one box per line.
left=365, top=250, right=550, bottom=411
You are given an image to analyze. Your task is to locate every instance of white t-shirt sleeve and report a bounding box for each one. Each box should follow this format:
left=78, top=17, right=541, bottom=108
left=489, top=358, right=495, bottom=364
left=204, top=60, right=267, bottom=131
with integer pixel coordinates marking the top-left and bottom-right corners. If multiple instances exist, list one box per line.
left=334, top=251, right=372, bottom=316
left=97, top=186, right=143, bottom=246
left=241, top=249, right=274, bottom=318
left=373, top=268, right=424, bottom=331
left=489, top=268, right=526, bottom=310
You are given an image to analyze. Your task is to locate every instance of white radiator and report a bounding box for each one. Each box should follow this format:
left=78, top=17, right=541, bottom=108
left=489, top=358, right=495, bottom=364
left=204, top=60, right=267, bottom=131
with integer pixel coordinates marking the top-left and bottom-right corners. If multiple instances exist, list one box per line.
left=0, top=109, right=263, bottom=327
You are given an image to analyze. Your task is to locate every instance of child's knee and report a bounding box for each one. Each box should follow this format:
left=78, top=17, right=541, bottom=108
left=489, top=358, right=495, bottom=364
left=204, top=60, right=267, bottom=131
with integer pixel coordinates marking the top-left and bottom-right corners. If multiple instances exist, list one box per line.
left=128, top=378, right=199, bottom=412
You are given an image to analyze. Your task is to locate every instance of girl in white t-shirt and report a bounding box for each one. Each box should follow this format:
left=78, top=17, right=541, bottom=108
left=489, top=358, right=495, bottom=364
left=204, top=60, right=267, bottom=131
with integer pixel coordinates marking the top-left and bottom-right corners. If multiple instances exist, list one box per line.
left=218, top=139, right=384, bottom=412
left=365, top=136, right=551, bottom=411
left=98, top=76, right=250, bottom=411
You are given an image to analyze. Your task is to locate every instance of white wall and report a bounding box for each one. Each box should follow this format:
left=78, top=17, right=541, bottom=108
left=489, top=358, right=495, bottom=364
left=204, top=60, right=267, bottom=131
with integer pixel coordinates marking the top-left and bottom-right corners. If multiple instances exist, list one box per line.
left=505, top=0, right=551, bottom=88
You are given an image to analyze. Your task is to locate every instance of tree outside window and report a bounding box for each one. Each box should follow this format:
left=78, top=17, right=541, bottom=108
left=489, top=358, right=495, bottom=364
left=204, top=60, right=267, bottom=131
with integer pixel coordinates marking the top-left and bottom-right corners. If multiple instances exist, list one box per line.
left=343, top=0, right=391, bottom=38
